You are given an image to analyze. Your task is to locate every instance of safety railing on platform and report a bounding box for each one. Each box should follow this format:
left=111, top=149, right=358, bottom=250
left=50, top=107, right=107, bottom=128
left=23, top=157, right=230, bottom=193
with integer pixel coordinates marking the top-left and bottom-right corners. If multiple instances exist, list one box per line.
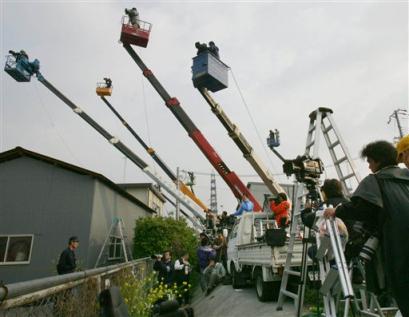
left=0, top=257, right=153, bottom=317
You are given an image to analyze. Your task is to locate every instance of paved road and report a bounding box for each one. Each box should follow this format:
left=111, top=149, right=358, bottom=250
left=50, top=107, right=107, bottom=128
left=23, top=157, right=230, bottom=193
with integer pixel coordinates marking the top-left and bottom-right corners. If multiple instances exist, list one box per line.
left=192, top=285, right=296, bottom=317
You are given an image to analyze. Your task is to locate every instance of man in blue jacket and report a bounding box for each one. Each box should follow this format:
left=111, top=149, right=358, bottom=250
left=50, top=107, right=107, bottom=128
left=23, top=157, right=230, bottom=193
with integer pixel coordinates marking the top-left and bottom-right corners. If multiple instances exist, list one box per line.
left=233, top=194, right=254, bottom=216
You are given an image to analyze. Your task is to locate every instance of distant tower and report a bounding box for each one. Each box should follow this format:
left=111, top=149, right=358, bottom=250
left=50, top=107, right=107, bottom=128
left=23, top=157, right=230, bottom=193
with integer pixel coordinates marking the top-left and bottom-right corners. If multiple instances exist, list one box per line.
left=388, top=108, right=408, bottom=141
left=210, top=172, right=218, bottom=214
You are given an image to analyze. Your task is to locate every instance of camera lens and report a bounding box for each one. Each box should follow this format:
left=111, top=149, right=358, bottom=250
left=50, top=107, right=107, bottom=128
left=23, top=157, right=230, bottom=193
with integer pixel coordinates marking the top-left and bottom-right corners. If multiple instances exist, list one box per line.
left=359, top=236, right=379, bottom=262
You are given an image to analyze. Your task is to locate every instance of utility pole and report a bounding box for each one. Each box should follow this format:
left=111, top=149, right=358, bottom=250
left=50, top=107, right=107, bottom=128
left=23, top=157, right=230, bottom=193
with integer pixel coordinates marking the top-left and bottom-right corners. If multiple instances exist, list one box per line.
left=176, top=167, right=180, bottom=220
left=210, top=172, right=218, bottom=214
left=388, top=108, right=408, bottom=140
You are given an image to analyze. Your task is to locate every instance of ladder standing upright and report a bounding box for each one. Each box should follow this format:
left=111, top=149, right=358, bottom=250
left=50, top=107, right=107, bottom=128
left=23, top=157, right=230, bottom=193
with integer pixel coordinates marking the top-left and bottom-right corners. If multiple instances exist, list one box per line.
left=305, top=107, right=362, bottom=190
left=276, top=107, right=361, bottom=315
left=95, top=217, right=133, bottom=268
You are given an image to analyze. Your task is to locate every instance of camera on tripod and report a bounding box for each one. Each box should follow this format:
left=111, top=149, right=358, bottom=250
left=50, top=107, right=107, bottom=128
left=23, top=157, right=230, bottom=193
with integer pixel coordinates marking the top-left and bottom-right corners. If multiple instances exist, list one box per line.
left=283, top=155, right=324, bottom=184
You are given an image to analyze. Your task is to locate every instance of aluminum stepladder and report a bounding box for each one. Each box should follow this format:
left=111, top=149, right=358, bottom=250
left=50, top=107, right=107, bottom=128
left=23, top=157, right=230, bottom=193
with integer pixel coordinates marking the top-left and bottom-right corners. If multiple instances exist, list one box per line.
left=95, top=217, right=133, bottom=268
left=276, top=107, right=361, bottom=315
left=306, top=107, right=361, bottom=193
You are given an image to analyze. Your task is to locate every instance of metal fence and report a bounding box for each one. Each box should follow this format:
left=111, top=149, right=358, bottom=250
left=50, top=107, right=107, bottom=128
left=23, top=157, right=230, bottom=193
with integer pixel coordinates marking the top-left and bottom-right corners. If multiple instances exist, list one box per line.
left=0, top=257, right=153, bottom=317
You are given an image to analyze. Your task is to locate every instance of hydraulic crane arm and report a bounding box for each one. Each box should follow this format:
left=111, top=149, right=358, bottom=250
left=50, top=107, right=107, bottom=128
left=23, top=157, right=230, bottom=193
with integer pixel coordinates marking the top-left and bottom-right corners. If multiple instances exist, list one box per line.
left=4, top=54, right=205, bottom=226
left=99, top=95, right=209, bottom=213
left=122, top=43, right=262, bottom=211
left=198, top=88, right=286, bottom=196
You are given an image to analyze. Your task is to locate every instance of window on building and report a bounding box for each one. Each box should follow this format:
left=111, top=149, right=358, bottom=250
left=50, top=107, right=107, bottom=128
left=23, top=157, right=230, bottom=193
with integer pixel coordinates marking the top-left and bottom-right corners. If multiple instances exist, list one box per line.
left=0, top=235, right=34, bottom=265
left=108, top=236, right=123, bottom=260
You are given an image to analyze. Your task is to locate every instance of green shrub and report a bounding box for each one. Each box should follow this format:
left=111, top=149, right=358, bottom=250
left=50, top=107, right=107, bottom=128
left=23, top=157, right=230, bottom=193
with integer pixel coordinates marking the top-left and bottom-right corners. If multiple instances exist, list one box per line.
left=133, top=216, right=198, bottom=266
left=119, top=271, right=191, bottom=317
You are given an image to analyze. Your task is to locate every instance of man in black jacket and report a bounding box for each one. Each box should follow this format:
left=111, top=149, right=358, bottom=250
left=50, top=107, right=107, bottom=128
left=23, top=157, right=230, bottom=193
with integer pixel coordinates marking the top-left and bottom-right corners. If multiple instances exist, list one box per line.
left=57, top=236, right=79, bottom=275
left=324, top=141, right=409, bottom=317
left=154, top=250, right=174, bottom=286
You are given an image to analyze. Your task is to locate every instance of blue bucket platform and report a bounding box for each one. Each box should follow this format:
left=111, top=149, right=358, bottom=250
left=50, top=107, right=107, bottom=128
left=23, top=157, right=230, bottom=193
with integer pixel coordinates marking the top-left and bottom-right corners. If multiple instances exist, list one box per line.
left=192, top=52, right=229, bottom=93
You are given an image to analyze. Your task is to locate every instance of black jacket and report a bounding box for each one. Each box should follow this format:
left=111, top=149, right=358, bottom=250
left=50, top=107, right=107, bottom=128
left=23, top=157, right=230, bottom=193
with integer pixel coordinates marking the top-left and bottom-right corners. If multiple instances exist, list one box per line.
left=154, top=259, right=174, bottom=285
left=336, top=166, right=409, bottom=317
left=57, top=247, right=76, bottom=275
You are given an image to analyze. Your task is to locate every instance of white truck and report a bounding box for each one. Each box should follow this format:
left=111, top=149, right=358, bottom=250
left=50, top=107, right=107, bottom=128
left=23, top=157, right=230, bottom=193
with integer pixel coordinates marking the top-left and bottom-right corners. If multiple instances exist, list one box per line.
left=227, top=212, right=304, bottom=302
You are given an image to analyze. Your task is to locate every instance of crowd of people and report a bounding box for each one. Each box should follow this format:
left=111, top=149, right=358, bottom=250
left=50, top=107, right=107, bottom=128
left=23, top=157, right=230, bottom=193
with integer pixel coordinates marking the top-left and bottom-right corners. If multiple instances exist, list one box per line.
left=56, top=135, right=408, bottom=315
left=221, top=135, right=409, bottom=316
left=151, top=229, right=228, bottom=304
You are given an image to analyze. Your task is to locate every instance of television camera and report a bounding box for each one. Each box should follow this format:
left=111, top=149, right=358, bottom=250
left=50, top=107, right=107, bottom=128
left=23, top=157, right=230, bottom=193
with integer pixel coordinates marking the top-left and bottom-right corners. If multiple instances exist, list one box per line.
left=267, top=129, right=324, bottom=202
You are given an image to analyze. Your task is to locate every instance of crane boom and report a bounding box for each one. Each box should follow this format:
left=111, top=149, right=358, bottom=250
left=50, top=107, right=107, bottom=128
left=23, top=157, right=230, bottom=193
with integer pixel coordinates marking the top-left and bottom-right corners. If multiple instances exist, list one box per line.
left=122, top=43, right=262, bottom=211
left=198, top=88, right=285, bottom=196
left=3, top=53, right=205, bottom=227
left=99, top=95, right=209, bottom=212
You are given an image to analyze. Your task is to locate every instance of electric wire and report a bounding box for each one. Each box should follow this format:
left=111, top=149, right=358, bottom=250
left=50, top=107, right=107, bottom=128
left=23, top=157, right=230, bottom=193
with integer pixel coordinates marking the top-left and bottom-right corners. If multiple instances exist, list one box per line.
left=33, top=81, right=82, bottom=165
left=230, top=68, right=279, bottom=174
left=140, top=72, right=158, bottom=173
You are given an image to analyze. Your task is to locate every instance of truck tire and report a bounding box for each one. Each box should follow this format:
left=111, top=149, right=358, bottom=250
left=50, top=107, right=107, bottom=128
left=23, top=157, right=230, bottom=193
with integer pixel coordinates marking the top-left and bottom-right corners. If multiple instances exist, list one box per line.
left=254, top=269, right=276, bottom=302
left=231, top=263, right=243, bottom=289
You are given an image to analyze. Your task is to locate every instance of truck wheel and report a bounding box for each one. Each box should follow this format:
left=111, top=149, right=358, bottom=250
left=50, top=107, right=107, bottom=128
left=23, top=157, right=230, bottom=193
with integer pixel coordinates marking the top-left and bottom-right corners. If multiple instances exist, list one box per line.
left=231, top=263, right=243, bottom=289
left=255, top=270, right=275, bottom=302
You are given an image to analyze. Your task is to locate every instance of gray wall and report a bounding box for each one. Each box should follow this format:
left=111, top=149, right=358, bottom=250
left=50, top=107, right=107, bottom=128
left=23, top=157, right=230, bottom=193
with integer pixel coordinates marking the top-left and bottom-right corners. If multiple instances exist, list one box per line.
left=87, top=181, right=153, bottom=268
left=123, top=187, right=148, bottom=205
left=0, top=157, right=94, bottom=283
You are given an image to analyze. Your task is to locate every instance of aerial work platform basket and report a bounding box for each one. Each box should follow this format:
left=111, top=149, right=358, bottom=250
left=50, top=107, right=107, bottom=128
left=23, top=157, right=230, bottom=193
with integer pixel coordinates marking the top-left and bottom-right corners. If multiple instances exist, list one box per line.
left=4, top=54, right=32, bottom=82
left=96, top=82, right=112, bottom=96
left=120, top=16, right=152, bottom=48
left=191, top=52, right=229, bottom=93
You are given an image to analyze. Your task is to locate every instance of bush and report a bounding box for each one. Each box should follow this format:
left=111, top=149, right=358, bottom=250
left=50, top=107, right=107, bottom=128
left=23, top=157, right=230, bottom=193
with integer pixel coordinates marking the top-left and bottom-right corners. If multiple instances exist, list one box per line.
left=119, top=271, right=191, bottom=317
left=133, top=216, right=198, bottom=266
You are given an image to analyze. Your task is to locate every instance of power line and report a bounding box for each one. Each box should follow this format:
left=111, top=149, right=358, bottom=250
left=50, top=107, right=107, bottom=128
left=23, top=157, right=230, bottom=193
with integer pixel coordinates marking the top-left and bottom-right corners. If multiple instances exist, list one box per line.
left=33, top=81, right=82, bottom=165
left=230, top=69, right=278, bottom=174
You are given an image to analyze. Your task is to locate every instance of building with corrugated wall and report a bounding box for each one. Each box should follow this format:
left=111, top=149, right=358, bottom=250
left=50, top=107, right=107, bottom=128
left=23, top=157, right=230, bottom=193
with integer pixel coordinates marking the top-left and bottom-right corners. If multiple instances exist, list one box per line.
left=0, top=147, right=156, bottom=283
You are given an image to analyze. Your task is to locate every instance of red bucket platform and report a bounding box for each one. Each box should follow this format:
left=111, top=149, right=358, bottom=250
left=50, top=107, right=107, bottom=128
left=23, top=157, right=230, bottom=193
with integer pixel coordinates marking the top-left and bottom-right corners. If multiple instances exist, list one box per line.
left=120, top=17, right=152, bottom=48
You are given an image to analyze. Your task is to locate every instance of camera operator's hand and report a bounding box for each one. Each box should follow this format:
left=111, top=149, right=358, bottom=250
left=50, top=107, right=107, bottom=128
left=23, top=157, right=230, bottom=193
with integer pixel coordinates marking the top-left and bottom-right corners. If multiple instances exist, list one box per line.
left=324, top=208, right=336, bottom=219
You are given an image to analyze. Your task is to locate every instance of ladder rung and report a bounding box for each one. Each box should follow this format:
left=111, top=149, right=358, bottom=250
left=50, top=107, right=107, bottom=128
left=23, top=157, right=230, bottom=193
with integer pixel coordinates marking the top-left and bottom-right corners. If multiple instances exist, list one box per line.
left=306, top=141, right=314, bottom=149
left=341, top=173, right=355, bottom=181
left=328, top=140, right=340, bottom=149
left=334, top=156, right=347, bottom=165
left=280, top=289, right=298, bottom=300
left=309, top=126, right=316, bottom=133
left=284, top=269, right=301, bottom=277
left=323, top=125, right=333, bottom=133
left=320, top=267, right=339, bottom=294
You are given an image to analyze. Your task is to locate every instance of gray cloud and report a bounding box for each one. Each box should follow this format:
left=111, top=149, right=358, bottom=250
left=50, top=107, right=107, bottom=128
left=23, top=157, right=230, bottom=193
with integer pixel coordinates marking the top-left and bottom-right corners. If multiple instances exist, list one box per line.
left=1, top=1, right=407, bottom=214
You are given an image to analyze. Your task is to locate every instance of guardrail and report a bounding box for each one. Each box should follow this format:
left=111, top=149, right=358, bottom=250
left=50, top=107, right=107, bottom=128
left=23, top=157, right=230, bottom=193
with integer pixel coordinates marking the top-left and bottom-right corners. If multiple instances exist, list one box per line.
left=0, top=257, right=153, bottom=316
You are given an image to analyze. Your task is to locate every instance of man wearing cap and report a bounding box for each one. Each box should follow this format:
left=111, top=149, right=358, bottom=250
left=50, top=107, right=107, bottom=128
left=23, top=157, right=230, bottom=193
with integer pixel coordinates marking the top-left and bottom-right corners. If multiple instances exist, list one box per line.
left=397, top=134, right=409, bottom=168
left=57, top=236, right=79, bottom=275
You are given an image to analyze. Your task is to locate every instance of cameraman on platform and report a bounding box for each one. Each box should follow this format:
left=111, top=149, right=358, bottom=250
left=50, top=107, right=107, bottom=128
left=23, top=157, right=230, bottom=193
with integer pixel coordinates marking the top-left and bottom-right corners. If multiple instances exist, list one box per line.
left=324, top=141, right=409, bottom=317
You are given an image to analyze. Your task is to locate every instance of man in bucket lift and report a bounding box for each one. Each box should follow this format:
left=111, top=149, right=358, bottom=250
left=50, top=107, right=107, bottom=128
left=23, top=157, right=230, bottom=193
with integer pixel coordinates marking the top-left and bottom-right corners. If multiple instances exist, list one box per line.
left=208, top=41, right=220, bottom=59
left=9, top=50, right=29, bottom=63
left=125, top=7, right=139, bottom=27
left=103, top=77, right=112, bottom=88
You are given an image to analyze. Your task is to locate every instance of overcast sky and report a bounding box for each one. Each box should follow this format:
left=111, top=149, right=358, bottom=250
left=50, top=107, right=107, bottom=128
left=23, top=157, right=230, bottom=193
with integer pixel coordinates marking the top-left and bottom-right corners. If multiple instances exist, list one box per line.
left=1, top=1, right=408, bottom=216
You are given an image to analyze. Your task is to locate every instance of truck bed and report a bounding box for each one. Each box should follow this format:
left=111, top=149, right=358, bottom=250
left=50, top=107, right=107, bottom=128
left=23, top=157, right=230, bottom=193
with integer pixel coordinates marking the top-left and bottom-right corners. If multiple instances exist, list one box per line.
left=237, top=238, right=304, bottom=270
